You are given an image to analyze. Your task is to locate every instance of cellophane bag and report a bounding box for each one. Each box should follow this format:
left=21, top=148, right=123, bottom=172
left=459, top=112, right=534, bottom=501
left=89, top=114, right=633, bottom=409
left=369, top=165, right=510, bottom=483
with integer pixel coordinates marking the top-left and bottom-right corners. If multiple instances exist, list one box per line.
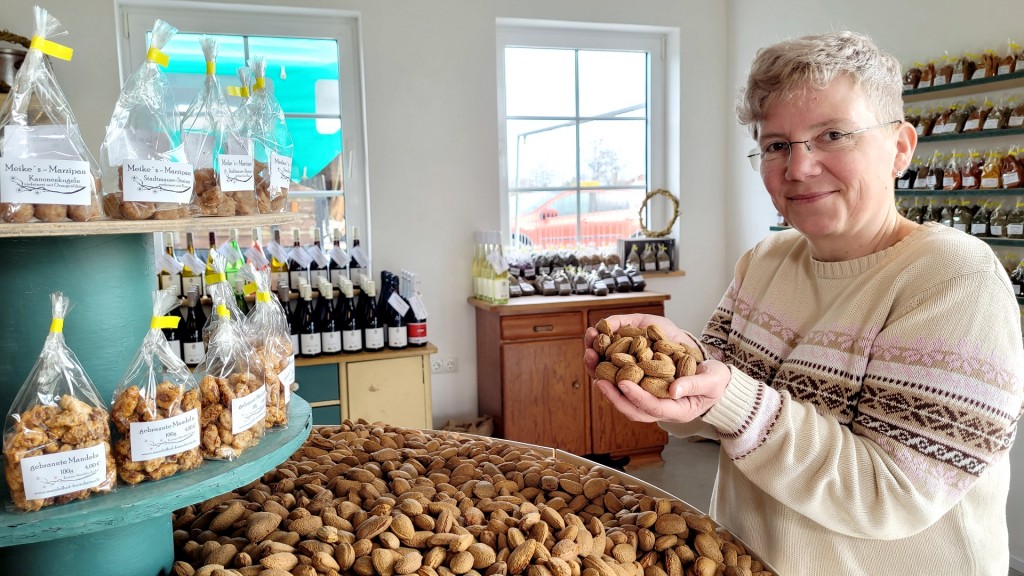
left=99, top=19, right=193, bottom=220
left=2, top=293, right=116, bottom=512
left=0, top=6, right=103, bottom=224
left=182, top=36, right=257, bottom=217
left=241, top=264, right=293, bottom=429
left=202, top=250, right=245, bottom=343
left=244, top=56, right=294, bottom=213
left=193, top=264, right=264, bottom=460
left=110, top=289, right=202, bottom=484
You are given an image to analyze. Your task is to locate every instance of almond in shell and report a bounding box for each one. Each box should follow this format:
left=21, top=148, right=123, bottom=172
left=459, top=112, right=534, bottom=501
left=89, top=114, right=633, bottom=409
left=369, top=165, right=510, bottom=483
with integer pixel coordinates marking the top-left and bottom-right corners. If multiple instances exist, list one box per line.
left=596, top=362, right=618, bottom=382
left=609, top=353, right=637, bottom=368
left=593, top=333, right=612, bottom=355
left=639, top=377, right=670, bottom=399
left=605, top=337, right=633, bottom=357
left=675, top=355, right=698, bottom=378
left=616, top=364, right=645, bottom=384
left=638, top=360, right=675, bottom=380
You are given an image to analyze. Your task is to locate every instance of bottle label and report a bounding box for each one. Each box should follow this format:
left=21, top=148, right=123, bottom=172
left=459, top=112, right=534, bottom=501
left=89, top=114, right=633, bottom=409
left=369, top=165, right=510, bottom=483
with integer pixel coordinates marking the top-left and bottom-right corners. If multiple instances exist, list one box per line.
left=408, top=322, right=428, bottom=344
left=20, top=442, right=107, bottom=501
left=129, top=408, right=200, bottom=461
left=343, top=330, right=362, bottom=351
left=365, top=327, right=385, bottom=349
left=300, top=333, right=322, bottom=355
left=388, top=326, right=408, bottom=348
left=123, top=159, right=195, bottom=203
left=218, top=154, right=255, bottom=192
left=310, top=269, right=330, bottom=287
left=159, top=272, right=181, bottom=296
left=289, top=270, right=309, bottom=290
left=231, top=385, right=267, bottom=435
left=389, top=292, right=410, bottom=316
left=270, top=271, right=287, bottom=292
left=329, top=268, right=346, bottom=287
left=322, top=331, right=342, bottom=353
left=183, top=341, right=205, bottom=365
left=182, top=275, right=203, bottom=295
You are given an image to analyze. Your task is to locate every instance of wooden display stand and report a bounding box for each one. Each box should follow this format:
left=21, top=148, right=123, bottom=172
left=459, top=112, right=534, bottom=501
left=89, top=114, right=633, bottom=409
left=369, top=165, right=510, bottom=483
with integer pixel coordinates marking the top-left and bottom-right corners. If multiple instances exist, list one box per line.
left=471, top=292, right=670, bottom=469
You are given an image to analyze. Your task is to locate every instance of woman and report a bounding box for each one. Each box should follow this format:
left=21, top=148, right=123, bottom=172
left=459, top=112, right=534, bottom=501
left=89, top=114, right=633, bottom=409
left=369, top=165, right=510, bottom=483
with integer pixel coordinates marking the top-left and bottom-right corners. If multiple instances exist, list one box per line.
left=585, top=31, right=1023, bottom=575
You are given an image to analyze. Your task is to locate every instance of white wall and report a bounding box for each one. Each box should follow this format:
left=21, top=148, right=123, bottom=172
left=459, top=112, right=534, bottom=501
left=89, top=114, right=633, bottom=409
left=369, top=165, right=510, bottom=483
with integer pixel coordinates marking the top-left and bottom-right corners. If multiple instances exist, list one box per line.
left=727, top=0, right=1024, bottom=569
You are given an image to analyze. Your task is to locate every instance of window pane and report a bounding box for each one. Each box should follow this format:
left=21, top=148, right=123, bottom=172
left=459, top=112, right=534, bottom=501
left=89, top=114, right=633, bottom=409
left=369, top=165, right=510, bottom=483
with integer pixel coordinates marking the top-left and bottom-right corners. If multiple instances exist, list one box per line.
left=162, top=33, right=247, bottom=113
left=509, top=189, right=578, bottom=248
left=504, top=47, right=576, bottom=117
left=579, top=189, right=645, bottom=247
left=579, top=119, right=647, bottom=187
left=507, top=119, right=577, bottom=189
left=578, top=50, right=647, bottom=118
left=247, top=36, right=339, bottom=115
left=285, top=117, right=342, bottom=185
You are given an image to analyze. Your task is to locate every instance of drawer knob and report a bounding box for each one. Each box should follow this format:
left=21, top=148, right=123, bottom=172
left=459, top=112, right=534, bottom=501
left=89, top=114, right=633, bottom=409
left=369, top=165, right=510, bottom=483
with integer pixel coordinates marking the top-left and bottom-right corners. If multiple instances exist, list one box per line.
left=572, top=381, right=581, bottom=389
left=532, top=324, right=554, bottom=332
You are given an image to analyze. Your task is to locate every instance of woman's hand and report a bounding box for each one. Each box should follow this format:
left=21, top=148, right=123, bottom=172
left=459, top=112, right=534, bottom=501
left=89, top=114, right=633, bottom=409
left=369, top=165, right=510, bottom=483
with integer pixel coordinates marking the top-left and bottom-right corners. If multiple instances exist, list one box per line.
left=584, top=314, right=731, bottom=424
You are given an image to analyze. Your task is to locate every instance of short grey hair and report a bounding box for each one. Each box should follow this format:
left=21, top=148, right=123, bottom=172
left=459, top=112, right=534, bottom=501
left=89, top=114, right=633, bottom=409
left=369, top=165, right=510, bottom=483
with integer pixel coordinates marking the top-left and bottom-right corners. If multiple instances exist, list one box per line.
left=736, top=31, right=904, bottom=138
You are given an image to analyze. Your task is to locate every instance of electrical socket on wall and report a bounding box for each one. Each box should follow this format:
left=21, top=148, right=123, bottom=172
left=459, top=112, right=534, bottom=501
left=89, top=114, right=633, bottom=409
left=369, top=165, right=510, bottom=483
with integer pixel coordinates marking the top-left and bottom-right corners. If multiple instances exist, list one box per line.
left=431, top=356, right=458, bottom=374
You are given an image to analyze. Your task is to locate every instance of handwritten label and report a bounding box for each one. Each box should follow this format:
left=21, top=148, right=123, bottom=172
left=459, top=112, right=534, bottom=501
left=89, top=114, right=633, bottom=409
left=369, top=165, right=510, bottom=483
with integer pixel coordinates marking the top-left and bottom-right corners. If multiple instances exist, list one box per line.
left=218, top=154, right=255, bottom=192
left=0, top=159, right=92, bottom=205
left=270, top=152, right=293, bottom=190
left=21, top=443, right=107, bottom=500
left=129, top=409, right=200, bottom=461
left=231, top=384, right=267, bottom=435
left=124, top=159, right=194, bottom=203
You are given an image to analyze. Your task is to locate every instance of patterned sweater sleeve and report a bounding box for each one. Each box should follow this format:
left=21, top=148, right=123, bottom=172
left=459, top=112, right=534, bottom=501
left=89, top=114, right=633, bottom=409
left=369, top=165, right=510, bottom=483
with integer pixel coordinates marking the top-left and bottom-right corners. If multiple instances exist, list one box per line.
left=674, top=242, right=1024, bottom=539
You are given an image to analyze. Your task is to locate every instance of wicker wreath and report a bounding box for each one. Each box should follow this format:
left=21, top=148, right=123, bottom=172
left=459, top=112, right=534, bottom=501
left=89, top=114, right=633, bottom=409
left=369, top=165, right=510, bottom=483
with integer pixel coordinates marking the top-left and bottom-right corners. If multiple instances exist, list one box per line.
left=638, top=188, right=679, bottom=238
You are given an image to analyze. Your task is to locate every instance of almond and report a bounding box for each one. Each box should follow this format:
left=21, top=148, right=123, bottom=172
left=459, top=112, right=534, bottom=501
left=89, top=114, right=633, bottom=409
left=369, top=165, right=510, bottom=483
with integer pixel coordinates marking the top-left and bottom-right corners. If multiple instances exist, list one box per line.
left=582, top=477, right=609, bottom=500
left=617, top=326, right=643, bottom=338
left=675, top=355, right=697, bottom=378
left=335, top=542, right=356, bottom=571
left=638, top=360, right=675, bottom=380
left=468, top=542, right=497, bottom=569
left=289, top=514, right=323, bottom=537
left=616, top=364, right=644, bottom=384
left=594, top=333, right=612, bottom=355
left=260, top=552, right=299, bottom=571
left=639, top=377, right=670, bottom=399
left=652, top=340, right=684, bottom=356
left=312, top=550, right=342, bottom=572
left=595, top=319, right=612, bottom=335
left=596, top=362, right=618, bottom=382
left=394, top=551, right=423, bottom=575
left=653, top=514, right=686, bottom=535
left=246, top=511, right=282, bottom=542
left=693, top=556, right=717, bottom=576
left=646, top=324, right=667, bottom=342
left=390, top=513, right=416, bottom=539
left=629, top=336, right=649, bottom=355
left=683, top=344, right=704, bottom=361
left=604, top=337, right=633, bottom=357
left=356, top=514, right=392, bottom=540
left=610, top=353, right=636, bottom=368
left=637, top=347, right=654, bottom=362
left=693, top=533, right=724, bottom=563
left=209, top=502, right=246, bottom=532
left=506, top=540, right=536, bottom=574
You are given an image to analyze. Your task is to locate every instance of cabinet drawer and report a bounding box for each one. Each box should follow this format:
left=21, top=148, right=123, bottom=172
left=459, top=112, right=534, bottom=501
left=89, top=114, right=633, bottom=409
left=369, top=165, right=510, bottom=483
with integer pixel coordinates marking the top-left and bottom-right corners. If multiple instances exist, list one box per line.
left=501, top=312, right=584, bottom=341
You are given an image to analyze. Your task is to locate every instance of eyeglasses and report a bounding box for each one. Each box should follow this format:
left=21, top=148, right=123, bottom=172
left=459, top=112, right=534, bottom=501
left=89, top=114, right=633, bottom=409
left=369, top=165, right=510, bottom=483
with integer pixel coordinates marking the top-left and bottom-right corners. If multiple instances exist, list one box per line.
left=746, top=120, right=902, bottom=172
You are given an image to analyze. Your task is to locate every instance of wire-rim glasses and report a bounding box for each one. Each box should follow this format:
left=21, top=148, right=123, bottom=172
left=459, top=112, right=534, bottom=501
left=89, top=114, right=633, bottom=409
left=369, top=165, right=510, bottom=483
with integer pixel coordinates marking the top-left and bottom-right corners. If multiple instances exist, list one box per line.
left=746, top=120, right=902, bottom=171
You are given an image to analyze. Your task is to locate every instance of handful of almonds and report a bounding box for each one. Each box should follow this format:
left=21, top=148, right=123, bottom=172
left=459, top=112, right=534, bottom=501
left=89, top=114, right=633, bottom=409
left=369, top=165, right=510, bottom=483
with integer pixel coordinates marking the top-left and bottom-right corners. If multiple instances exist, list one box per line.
left=592, top=319, right=703, bottom=399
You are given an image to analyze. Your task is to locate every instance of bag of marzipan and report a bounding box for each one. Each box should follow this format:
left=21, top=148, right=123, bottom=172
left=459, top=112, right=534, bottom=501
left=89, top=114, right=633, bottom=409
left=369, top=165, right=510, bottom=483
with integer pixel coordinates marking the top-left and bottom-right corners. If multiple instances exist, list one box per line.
left=182, top=36, right=257, bottom=217
left=193, top=263, right=265, bottom=460
left=243, top=56, right=294, bottom=213
left=241, top=263, right=293, bottom=429
left=99, top=19, right=193, bottom=220
left=2, top=292, right=116, bottom=512
left=110, top=289, right=202, bottom=485
left=0, top=6, right=102, bottom=224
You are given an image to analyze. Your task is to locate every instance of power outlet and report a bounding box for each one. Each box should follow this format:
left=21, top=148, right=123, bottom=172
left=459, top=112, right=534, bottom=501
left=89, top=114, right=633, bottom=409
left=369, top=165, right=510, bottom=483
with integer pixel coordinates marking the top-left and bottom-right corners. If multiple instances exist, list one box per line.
left=432, top=356, right=458, bottom=374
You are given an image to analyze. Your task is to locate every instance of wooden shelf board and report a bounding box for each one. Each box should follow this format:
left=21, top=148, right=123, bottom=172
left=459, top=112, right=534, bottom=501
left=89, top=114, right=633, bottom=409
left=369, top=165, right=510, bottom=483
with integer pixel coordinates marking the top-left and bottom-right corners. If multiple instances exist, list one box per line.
left=468, top=291, right=670, bottom=315
left=0, top=213, right=301, bottom=238
left=903, top=70, right=1024, bottom=102
left=896, top=188, right=1023, bottom=197
left=294, top=342, right=437, bottom=367
left=917, top=126, right=1024, bottom=143
left=0, top=396, right=312, bottom=547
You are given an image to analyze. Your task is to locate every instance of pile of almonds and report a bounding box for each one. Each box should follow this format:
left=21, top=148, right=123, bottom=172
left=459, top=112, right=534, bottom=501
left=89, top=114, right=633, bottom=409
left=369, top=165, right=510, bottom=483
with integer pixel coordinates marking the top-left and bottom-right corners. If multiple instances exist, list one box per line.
left=592, top=320, right=704, bottom=399
left=171, top=421, right=774, bottom=576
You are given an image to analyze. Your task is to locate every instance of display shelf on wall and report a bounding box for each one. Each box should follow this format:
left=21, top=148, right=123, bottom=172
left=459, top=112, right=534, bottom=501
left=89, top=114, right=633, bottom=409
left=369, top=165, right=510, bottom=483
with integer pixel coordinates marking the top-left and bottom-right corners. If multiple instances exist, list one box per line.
left=917, top=126, right=1024, bottom=144
left=0, top=212, right=300, bottom=238
left=0, top=397, right=312, bottom=575
left=903, top=70, right=1024, bottom=102
left=770, top=225, right=1024, bottom=248
left=895, top=188, right=1023, bottom=197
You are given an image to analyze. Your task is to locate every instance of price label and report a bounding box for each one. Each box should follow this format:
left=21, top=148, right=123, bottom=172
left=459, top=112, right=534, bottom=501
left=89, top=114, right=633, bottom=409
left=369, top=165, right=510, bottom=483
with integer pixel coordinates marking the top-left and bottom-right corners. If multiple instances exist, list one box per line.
left=245, top=245, right=270, bottom=269
left=264, top=241, right=290, bottom=264
left=269, top=152, right=293, bottom=190
left=388, top=292, right=410, bottom=316
left=218, top=154, right=255, bottom=192
left=21, top=443, right=107, bottom=500
left=0, top=159, right=93, bottom=205
left=409, top=293, right=429, bottom=320
left=129, top=409, right=200, bottom=461
left=231, top=385, right=267, bottom=435
left=123, top=159, right=194, bottom=203
left=351, top=245, right=370, bottom=268
left=290, top=246, right=314, bottom=268
left=307, top=246, right=330, bottom=268
left=329, top=245, right=349, bottom=267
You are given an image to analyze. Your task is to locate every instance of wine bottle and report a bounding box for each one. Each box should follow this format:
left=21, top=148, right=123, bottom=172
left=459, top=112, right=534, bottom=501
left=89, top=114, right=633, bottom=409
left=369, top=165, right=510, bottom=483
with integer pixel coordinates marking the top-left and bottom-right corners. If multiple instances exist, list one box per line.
left=164, top=303, right=184, bottom=360
left=288, top=229, right=311, bottom=291
left=362, top=279, right=384, bottom=352
left=157, top=232, right=183, bottom=297
left=204, top=231, right=218, bottom=297
left=385, top=273, right=408, bottom=350
left=328, top=228, right=347, bottom=288
left=348, top=226, right=363, bottom=288
left=298, top=285, right=322, bottom=357
left=234, top=278, right=250, bottom=316
left=318, top=280, right=342, bottom=354
left=181, top=232, right=205, bottom=297
left=309, top=228, right=330, bottom=288
left=268, top=226, right=290, bottom=291
left=182, top=288, right=206, bottom=367
left=339, top=278, right=362, bottom=353
left=404, top=271, right=428, bottom=347
left=377, top=270, right=396, bottom=347
left=223, top=228, right=246, bottom=288
left=281, top=282, right=299, bottom=356
left=245, top=227, right=270, bottom=271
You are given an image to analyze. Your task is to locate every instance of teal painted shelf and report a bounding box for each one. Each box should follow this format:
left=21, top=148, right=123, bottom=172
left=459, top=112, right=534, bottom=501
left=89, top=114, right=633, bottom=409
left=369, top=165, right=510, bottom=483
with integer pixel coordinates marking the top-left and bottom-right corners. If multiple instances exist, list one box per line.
left=917, top=126, right=1024, bottom=143
left=0, top=397, right=312, bottom=574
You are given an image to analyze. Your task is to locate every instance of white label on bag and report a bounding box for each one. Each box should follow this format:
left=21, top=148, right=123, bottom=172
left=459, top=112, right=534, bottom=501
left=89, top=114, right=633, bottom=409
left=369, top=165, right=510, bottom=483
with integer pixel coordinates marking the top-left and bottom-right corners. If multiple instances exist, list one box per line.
left=269, top=152, right=292, bottom=190
left=104, top=129, right=170, bottom=166
left=218, top=154, right=255, bottom=192
left=1010, top=116, right=1024, bottom=128
left=182, top=132, right=215, bottom=168
left=1005, top=172, right=1020, bottom=186
left=279, top=356, right=295, bottom=389
left=184, top=341, right=206, bottom=365
left=999, top=65, right=1012, bottom=75
left=964, top=119, right=980, bottom=131
left=21, top=442, right=107, bottom=501
left=972, top=223, right=987, bottom=234
left=123, top=160, right=194, bottom=203
left=943, top=177, right=954, bottom=188
left=972, top=69, right=986, bottom=80
left=4, top=125, right=84, bottom=158
left=951, top=73, right=964, bottom=83
left=992, top=225, right=1004, bottom=236
left=389, top=292, right=410, bottom=316
left=896, top=180, right=909, bottom=189
left=231, top=385, right=267, bottom=435
left=1009, top=224, right=1024, bottom=236
left=963, top=176, right=976, bottom=187
left=984, top=118, right=1000, bottom=130
left=982, top=177, right=1001, bottom=188
left=0, top=159, right=93, bottom=205
left=915, top=125, right=925, bottom=136
left=129, top=408, right=200, bottom=461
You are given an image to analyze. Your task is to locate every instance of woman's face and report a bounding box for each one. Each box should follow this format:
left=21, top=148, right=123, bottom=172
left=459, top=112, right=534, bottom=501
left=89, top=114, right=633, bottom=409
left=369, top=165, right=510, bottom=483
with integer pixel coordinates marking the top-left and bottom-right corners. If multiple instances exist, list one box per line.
left=756, top=76, right=911, bottom=247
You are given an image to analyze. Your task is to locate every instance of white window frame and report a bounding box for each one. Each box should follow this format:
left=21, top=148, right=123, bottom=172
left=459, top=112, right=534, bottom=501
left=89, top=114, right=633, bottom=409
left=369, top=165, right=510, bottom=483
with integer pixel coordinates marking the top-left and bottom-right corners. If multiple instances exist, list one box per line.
left=496, top=19, right=671, bottom=246
left=116, top=0, right=369, bottom=253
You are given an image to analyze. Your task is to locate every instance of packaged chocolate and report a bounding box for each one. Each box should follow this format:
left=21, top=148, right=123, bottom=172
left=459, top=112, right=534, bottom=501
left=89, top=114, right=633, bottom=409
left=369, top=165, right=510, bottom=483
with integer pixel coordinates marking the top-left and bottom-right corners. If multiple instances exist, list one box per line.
left=951, top=53, right=976, bottom=84
left=918, top=60, right=935, bottom=89
left=240, top=264, right=292, bottom=429
left=943, top=151, right=964, bottom=190
left=935, top=55, right=954, bottom=87
left=0, top=7, right=103, bottom=223
left=2, top=293, right=115, bottom=512
left=182, top=37, right=257, bottom=217
left=961, top=149, right=982, bottom=189
left=903, top=65, right=921, bottom=91
left=981, top=150, right=1003, bottom=189
left=238, top=56, right=293, bottom=213
left=998, top=41, right=1022, bottom=75
left=99, top=19, right=193, bottom=220
left=1002, top=146, right=1024, bottom=189
left=111, top=289, right=202, bottom=484
left=972, top=201, right=991, bottom=237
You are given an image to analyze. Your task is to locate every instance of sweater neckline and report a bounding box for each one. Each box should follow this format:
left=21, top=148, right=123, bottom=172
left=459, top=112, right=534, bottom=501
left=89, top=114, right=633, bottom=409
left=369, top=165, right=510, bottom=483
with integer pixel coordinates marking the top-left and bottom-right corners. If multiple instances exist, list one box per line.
left=808, top=222, right=936, bottom=279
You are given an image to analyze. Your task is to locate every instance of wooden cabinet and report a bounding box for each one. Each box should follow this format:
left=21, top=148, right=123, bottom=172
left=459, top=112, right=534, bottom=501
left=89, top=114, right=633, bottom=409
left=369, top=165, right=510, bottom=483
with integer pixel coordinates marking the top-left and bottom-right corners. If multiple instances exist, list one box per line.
left=473, top=292, right=670, bottom=467
left=296, top=343, right=436, bottom=428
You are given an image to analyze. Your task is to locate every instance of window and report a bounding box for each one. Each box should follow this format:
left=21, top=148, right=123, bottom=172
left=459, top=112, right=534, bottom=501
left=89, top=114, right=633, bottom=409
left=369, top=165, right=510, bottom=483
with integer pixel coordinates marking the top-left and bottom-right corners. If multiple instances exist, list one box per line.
left=118, top=2, right=366, bottom=252
left=497, top=23, right=667, bottom=250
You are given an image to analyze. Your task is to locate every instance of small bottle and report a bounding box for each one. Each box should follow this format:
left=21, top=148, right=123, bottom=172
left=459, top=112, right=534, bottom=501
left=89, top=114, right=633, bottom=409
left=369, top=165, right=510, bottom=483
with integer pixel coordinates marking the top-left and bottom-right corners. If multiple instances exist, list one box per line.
left=204, top=231, right=218, bottom=298
left=385, top=273, right=408, bottom=350
left=181, top=232, right=204, bottom=297
left=234, top=278, right=250, bottom=316
left=157, top=232, right=182, bottom=297
left=182, top=288, right=206, bottom=367
left=404, top=271, right=428, bottom=347
left=269, top=226, right=289, bottom=292
left=297, top=284, right=322, bottom=358
left=338, top=278, right=362, bottom=353
left=289, top=229, right=310, bottom=291
left=224, top=228, right=246, bottom=288
left=362, top=279, right=384, bottom=352
left=328, top=228, right=347, bottom=287
left=280, top=282, right=298, bottom=356
left=348, top=226, right=363, bottom=288
left=164, top=303, right=184, bottom=361
left=318, top=280, right=342, bottom=355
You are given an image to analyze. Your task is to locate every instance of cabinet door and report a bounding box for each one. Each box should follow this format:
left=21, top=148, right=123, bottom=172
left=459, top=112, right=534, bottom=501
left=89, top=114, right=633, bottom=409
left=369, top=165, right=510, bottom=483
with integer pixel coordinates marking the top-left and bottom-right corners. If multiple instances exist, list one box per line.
left=587, top=305, right=669, bottom=454
left=502, top=338, right=589, bottom=455
left=347, top=356, right=429, bottom=428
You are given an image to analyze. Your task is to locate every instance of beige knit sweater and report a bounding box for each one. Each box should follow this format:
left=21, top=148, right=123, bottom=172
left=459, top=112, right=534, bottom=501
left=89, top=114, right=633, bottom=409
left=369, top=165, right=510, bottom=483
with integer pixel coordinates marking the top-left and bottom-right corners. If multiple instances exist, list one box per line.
left=662, top=222, right=1023, bottom=576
